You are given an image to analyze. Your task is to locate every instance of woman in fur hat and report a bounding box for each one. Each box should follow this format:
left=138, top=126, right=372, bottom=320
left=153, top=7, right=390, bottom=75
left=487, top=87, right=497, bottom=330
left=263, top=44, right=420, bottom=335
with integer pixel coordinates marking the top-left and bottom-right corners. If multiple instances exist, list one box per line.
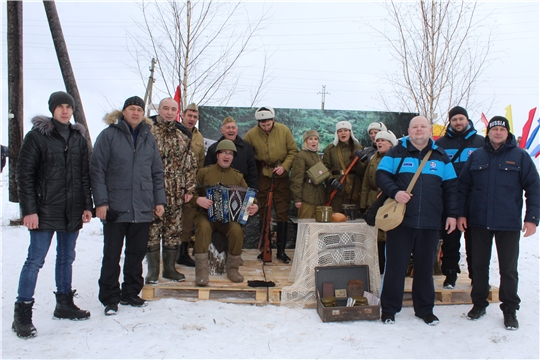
left=290, top=130, right=328, bottom=218
left=322, top=121, right=366, bottom=212
left=360, top=130, right=398, bottom=274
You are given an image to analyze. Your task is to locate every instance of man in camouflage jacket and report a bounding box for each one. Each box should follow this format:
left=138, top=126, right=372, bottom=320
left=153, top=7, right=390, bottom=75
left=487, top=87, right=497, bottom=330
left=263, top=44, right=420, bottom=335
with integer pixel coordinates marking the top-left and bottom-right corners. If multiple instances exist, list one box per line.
left=146, top=98, right=197, bottom=284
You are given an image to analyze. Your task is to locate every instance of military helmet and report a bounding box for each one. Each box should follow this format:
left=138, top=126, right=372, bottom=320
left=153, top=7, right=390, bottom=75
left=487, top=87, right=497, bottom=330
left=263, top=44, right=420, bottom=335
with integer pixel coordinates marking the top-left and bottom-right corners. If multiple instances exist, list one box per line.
left=215, top=139, right=237, bottom=154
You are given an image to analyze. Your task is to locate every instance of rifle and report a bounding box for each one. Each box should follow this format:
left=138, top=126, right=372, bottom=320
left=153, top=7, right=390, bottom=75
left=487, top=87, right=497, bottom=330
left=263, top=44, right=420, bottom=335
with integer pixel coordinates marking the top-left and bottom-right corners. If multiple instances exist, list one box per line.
left=257, top=173, right=274, bottom=262
left=325, top=154, right=360, bottom=206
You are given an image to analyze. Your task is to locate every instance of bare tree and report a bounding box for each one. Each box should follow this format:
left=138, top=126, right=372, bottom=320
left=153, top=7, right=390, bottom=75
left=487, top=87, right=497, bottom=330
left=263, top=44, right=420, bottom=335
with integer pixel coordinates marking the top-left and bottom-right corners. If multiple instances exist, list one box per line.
left=375, top=1, right=493, bottom=124
left=129, top=0, right=270, bottom=109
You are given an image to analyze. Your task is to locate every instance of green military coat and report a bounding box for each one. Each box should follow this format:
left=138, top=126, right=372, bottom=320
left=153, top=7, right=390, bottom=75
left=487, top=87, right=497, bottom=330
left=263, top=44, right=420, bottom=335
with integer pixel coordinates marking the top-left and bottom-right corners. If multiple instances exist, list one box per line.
left=290, top=150, right=327, bottom=206
left=243, top=122, right=298, bottom=178
left=322, top=141, right=366, bottom=210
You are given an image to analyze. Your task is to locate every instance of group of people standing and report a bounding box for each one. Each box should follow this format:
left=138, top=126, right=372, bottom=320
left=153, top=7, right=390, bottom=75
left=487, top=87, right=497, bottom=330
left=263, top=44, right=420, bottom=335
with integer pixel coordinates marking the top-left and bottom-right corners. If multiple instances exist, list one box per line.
left=11, top=91, right=539, bottom=339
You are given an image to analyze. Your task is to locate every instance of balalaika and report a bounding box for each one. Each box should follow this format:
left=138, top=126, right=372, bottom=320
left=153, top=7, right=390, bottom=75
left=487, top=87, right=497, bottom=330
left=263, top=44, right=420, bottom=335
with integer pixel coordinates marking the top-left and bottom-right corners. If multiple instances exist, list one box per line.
left=206, top=184, right=257, bottom=225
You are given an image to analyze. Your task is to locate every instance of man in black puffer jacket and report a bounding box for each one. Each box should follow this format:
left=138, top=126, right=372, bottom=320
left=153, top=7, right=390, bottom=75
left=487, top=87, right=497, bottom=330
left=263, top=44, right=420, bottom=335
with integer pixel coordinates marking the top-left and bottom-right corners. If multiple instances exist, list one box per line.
left=13, top=91, right=93, bottom=339
left=435, top=106, right=484, bottom=288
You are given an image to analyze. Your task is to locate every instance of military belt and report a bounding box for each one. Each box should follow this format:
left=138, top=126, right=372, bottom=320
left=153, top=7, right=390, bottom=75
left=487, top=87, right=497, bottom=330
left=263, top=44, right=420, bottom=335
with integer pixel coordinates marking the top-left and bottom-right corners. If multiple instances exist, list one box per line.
left=332, top=170, right=355, bottom=175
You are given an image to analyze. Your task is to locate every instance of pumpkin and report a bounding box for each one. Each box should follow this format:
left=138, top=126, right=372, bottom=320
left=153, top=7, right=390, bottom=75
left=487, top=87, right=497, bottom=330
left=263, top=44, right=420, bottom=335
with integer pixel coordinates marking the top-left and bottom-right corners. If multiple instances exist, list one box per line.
left=332, top=212, right=347, bottom=222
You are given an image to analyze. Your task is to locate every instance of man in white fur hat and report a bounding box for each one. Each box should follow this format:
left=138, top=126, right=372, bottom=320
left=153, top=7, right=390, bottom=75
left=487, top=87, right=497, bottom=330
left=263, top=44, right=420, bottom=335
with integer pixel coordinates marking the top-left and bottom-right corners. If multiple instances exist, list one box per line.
left=243, top=107, right=298, bottom=263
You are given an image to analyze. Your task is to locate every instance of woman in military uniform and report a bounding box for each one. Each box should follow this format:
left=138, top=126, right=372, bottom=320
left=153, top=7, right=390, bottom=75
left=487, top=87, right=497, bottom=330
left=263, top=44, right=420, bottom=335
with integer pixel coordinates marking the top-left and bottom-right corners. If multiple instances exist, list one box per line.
left=290, top=130, right=327, bottom=219
left=360, top=130, right=398, bottom=274
left=323, top=121, right=366, bottom=213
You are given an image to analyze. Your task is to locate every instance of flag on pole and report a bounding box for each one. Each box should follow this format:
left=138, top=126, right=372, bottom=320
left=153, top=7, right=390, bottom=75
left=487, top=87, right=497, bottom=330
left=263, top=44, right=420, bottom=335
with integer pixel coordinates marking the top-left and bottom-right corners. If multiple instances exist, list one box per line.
left=174, top=85, right=182, bottom=121
left=480, top=113, right=489, bottom=129
left=525, top=118, right=540, bottom=150
left=529, top=143, right=540, bottom=158
left=504, top=105, right=514, bottom=133
left=519, top=108, right=537, bottom=148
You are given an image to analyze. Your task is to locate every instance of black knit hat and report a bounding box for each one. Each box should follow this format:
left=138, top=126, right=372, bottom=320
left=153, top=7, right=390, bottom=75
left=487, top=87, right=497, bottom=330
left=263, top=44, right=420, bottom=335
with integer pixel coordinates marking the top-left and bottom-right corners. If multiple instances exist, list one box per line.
left=122, top=96, right=145, bottom=111
left=448, top=106, right=468, bottom=120
left=48, top=91, right=75, bottom=114
left=487, top=116, right=510, bottom=132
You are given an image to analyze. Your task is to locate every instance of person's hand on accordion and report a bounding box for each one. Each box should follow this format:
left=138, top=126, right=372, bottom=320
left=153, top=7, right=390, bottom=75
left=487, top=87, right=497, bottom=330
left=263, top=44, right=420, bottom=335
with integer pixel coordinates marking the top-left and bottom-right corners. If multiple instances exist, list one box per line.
left=247, top=204, right=259, bottom=216
left=196, top=197, right=213, bottom=209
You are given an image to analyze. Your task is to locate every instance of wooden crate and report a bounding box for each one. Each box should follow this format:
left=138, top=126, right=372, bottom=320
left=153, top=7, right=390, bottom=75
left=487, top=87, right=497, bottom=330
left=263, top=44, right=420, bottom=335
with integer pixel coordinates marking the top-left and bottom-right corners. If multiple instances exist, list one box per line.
left=402, top=274, right=499, bottom=306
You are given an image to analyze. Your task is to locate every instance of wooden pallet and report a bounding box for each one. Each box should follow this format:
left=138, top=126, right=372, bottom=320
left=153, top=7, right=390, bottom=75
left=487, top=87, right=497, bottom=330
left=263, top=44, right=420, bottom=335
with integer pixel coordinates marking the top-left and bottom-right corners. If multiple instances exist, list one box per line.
left=141, top=249, right=293, bottom=305
left=141, top=250, right=499, bottom=307
left=402, top=274, right=499, bottom=306
left=264, top=263, right=294, bottom=305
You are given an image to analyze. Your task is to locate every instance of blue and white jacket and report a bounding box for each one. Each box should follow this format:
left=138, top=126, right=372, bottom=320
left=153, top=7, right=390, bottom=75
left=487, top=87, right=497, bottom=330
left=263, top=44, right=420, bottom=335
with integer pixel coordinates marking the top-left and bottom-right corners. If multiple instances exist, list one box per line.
left=458, top=134, right=540, bottom=231
left=435, top=120, right=484, bottom=176
left=376, top=137, right=458, bottom=230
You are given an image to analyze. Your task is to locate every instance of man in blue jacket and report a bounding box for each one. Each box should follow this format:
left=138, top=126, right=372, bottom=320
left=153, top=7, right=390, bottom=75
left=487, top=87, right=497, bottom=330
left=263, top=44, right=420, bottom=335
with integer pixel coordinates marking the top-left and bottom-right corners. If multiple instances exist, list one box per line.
left=458, top=116, right=539, bottom=330
left=376, top=116, right=458, bottom=326
left=435, top=106, right=484, bottom=288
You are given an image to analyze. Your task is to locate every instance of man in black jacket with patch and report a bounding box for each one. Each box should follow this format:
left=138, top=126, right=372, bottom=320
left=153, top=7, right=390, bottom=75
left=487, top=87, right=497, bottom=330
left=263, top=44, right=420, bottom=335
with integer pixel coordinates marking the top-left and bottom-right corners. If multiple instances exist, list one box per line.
left=205, top=116, right=258, bottom=189
left=13, top=91, right=93, bottom=338
left=458, top=116, right=540, bottom=330
left=435, top=106, right=484, bottom=288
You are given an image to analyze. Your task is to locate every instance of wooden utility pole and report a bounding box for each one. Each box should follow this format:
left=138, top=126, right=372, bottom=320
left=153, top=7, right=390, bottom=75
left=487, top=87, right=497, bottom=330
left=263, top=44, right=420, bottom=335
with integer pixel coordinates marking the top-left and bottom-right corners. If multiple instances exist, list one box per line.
left=43, top=1, right=92, bottom=154
left=7, top=1, right=24, bottom=203
left=143, top=58, right=157, bottom=116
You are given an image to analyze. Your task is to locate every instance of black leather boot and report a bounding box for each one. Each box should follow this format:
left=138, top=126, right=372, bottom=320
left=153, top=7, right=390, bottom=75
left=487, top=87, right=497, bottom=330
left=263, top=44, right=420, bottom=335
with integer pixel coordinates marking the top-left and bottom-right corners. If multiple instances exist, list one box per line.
left=276, top=221, right=291, bottom=264
left=53, top=290, right=90, bottom=320
left=176, top=242, right=195, bottom=267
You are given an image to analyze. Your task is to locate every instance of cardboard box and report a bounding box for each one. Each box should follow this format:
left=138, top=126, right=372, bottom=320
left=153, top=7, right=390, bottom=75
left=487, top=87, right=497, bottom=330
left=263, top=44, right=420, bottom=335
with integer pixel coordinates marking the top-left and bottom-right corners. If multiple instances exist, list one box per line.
left=315, top=265, right=380, bottom=322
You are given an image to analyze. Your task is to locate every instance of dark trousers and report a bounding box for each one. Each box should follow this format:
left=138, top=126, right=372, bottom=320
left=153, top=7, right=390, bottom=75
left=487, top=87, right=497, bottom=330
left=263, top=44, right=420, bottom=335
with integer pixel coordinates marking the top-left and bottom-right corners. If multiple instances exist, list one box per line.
left=381, top=225, right=439, bottom=317
left=441, top=227, right=473, bottom=278
left=470, top=227, right=520, bottom=310
left=98, top=222, right=151, bottom=305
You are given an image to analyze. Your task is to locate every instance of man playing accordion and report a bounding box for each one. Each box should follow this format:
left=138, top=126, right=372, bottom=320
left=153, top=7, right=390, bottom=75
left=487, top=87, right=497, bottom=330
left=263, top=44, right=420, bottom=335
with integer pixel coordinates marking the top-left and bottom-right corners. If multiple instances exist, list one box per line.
left=191, top=140, right=258, bottom=286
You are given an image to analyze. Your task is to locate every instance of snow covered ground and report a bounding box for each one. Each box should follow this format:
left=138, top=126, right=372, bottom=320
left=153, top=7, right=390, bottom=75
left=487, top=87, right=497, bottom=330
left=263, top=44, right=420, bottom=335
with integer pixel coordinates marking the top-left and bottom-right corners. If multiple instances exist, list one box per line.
left=1, top=171, right=539, bottom=359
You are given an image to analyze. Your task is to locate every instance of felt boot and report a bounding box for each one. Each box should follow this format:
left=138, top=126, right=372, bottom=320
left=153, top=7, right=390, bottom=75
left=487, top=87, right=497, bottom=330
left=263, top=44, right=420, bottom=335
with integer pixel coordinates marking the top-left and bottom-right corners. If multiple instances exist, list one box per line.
left=226, top=254, right=244, bottom=283
left=195, top=253, right=209, bottom=286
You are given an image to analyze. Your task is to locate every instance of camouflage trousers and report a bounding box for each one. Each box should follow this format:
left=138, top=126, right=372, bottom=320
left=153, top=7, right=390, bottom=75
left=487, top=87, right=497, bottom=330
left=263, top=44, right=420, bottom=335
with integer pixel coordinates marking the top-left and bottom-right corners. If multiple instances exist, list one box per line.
left=148, top=205, right=183, bottom=250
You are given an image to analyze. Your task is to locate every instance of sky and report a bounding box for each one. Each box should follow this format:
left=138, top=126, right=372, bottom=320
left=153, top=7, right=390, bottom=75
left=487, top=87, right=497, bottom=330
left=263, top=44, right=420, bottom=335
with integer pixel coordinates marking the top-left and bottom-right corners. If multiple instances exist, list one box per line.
left=0, top=1, right=539, bottom=146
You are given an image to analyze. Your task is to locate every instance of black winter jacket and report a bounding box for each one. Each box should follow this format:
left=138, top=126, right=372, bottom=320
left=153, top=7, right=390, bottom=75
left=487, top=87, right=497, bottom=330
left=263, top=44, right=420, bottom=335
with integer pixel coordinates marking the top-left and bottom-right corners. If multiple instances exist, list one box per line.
left=16, top=116, right=92, bottom=232
left=376, top=137, right=458, bottom=230
left=435, top=120, right=484, bottom=176
left=458, top=135, right=540, bottom=231
left=204, top=135, right=258, bottom=189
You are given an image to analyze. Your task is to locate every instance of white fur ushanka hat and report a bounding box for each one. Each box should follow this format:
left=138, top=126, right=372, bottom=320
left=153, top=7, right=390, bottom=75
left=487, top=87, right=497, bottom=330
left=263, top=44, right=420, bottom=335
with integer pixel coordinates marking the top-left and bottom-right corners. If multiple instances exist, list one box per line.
left=333, top=121, right=359, bottom=146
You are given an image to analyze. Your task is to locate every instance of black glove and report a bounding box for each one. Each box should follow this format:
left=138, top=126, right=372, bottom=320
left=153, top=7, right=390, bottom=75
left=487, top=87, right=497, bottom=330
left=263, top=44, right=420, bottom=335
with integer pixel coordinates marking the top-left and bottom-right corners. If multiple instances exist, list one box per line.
left=355, top=148, right=370, bottom=161
left=248, top=280, right=276, bottom=288
left=330, top=179, right=343, bottom=191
